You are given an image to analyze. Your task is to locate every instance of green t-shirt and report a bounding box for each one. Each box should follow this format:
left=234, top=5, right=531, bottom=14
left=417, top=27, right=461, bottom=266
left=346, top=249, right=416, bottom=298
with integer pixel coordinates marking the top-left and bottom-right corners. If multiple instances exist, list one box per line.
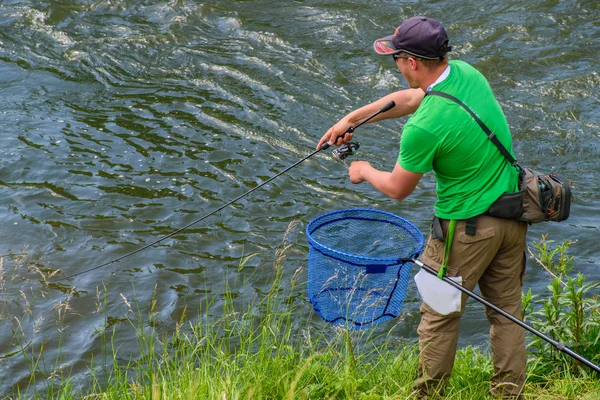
left=399, top=60, right=519, bottom=220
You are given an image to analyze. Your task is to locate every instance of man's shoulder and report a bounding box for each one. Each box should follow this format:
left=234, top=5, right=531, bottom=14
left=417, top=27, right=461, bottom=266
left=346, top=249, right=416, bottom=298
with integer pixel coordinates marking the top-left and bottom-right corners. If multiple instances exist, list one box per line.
left=448, top=59, right=474, bottom=70
left=448, top=59, right=486, bottom=81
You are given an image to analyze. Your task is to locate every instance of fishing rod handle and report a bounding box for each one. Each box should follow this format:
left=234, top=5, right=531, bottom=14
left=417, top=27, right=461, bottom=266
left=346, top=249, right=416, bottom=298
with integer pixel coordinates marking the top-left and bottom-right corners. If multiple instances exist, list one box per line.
left=321, top=100, right=395, bottom=151
left=320, top=127, right=354, bottom=151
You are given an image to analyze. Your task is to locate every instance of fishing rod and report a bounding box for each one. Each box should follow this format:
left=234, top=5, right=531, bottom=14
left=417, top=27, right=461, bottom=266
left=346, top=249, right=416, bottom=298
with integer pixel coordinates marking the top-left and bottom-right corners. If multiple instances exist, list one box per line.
left=51, top=101, right=397, bottom=283
left=400, top=258, right=600, bottom=374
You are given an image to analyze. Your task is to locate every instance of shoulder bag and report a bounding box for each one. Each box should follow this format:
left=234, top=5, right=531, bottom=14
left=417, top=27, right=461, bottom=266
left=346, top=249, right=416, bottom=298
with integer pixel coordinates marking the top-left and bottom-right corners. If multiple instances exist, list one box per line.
left=425, top=90, right=573, bottom=224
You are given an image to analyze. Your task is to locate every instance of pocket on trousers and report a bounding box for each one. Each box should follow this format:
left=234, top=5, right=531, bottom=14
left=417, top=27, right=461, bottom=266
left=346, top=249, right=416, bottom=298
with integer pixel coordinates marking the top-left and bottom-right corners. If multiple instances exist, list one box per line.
left=423, top=236, right=444, bottom=266
left=454, top=225, right=497, bottom=279
left=456, top=226, right=495, bottom=244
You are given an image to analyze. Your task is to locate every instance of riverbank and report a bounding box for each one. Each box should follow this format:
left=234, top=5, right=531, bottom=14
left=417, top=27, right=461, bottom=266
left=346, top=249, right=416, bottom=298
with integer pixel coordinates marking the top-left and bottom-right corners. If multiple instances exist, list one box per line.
left=34, top=336, right=600, bottom=399
left=3, top=235, right=599, bottom=399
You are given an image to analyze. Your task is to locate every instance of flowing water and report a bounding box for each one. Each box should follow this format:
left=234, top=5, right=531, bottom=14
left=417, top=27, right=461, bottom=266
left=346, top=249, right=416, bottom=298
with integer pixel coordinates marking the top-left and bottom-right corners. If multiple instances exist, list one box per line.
left=0, top=0, right=598, bottom=394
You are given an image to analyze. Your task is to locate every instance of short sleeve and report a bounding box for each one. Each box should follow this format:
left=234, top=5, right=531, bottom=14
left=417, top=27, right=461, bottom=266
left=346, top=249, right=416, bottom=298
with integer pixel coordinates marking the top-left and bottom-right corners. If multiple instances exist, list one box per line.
left=398, top=125, right=439, bottom=174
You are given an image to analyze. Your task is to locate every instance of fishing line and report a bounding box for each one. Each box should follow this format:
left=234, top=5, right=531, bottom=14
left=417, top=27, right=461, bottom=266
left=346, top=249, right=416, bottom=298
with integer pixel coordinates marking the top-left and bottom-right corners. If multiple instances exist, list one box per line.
left=51, top=101, right=396, bottom=283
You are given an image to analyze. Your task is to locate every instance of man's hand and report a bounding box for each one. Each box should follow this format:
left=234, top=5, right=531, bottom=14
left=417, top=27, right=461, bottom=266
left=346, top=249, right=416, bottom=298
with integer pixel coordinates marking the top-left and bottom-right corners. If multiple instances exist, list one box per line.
left=348, top=161, right=372, bottom=184
left=348, top=161, right=423, bottom=200
left=316, top=89, right=425, bottom=150
left=316, top=118, right=354, bottom=149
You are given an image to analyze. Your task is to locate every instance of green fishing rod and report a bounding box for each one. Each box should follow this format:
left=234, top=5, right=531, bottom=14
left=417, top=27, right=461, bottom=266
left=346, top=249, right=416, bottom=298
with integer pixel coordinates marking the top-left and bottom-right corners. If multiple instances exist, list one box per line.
left=51, top=101, right=396, bottom=282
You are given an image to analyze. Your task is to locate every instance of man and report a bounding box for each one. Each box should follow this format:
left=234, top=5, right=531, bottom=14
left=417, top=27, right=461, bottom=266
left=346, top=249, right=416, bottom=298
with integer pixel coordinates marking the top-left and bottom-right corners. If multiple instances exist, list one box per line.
left=317, top=17, right=527, bottom=399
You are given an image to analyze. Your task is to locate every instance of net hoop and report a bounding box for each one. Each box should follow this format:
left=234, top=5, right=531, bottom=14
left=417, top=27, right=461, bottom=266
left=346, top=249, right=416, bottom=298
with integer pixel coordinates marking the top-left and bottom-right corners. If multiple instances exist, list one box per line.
left=306, top=209, right=424, bottom=329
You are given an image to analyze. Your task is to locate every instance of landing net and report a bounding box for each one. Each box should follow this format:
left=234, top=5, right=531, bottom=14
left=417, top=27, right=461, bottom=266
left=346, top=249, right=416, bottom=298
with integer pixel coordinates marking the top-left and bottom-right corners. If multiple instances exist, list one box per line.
left=306, top=209, right=424, bottom=329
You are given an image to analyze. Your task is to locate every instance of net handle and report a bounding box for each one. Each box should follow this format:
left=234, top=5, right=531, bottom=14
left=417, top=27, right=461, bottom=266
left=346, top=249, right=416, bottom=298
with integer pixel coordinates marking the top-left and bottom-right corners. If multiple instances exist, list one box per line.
left=398, top=257, right=600, bottom=374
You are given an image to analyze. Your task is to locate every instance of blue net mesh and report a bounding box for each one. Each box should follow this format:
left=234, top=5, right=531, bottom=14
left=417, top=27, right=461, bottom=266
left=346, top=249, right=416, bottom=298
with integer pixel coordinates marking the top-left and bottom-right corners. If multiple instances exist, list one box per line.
left=306, top=209, right=424, bottom=329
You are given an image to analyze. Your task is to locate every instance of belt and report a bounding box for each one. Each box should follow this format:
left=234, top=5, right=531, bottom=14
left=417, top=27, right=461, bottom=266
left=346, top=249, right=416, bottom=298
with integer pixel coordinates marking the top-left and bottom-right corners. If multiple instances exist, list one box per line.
left=432, top=215, right=478, bottom=243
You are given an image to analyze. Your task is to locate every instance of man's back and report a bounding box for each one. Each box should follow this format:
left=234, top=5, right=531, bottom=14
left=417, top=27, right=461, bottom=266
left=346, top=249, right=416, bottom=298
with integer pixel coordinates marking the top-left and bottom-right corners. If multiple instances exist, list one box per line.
left=399, top=60, right=519, bottom=219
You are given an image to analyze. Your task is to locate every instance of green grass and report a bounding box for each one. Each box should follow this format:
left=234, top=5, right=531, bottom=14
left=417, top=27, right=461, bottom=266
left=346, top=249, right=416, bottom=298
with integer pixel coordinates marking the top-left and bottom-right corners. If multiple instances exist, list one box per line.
left=19, top=307, right=598, bottom=400
left=2, top=232, right=600, bottom=399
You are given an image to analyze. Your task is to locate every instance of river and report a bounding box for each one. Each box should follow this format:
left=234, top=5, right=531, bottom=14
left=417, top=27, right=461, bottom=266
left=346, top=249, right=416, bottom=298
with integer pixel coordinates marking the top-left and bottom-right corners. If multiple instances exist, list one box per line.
left=0, top=0, right=598, bottom=395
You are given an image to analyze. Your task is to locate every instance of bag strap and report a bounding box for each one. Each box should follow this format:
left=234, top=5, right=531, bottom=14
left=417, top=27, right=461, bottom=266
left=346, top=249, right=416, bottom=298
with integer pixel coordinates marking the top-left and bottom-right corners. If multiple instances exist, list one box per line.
left=425, top=90, right=519, bottom=167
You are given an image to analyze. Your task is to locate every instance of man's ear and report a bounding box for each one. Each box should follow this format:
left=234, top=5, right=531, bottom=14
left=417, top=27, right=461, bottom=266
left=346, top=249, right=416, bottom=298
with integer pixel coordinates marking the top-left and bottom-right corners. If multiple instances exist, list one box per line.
left=409, top=57, right=419, bottom=70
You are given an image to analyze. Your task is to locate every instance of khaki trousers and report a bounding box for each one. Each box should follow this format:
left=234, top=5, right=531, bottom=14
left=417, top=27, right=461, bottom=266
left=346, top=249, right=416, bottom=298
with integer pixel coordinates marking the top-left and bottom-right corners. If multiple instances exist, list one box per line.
left=415, top=215, right=528, bottom=398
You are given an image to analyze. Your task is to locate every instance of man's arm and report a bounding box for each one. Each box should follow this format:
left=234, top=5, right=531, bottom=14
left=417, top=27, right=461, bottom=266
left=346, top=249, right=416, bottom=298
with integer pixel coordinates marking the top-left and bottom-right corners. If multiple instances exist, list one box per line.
left=316, top=88, right=425, bottom=149
left=348, top=160, right=423, bottom=200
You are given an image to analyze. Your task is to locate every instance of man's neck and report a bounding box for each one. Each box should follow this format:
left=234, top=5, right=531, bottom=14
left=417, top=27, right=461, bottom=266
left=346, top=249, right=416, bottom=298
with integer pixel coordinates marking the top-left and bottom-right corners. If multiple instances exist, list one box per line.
left=419, top=62, right=450, bottom=92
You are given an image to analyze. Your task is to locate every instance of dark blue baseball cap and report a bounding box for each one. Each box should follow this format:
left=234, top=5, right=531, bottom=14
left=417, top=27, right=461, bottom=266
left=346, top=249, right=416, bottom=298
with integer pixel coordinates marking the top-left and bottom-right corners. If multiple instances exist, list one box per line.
left=373, top=17, right=452, bottom=60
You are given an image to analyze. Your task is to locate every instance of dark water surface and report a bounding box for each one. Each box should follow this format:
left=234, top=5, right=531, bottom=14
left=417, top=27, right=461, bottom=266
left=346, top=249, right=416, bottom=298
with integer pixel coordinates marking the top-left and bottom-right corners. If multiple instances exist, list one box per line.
left=0, top=0, right=598, bottom=394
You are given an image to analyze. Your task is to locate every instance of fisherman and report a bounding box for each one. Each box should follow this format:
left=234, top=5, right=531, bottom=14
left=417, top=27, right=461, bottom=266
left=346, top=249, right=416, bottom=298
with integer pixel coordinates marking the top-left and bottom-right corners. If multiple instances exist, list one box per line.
left=317, top=16, right=527, bottom=399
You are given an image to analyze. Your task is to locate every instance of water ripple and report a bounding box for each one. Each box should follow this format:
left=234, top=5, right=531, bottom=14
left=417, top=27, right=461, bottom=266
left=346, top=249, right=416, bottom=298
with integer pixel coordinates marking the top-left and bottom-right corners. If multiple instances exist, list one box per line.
left=0, top=0, right=599, bottom=396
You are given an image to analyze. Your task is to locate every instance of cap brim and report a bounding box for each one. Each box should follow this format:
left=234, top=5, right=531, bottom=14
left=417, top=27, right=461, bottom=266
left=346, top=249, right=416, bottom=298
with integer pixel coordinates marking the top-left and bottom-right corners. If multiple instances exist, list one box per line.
left=373, top=36, right=402, bottom=55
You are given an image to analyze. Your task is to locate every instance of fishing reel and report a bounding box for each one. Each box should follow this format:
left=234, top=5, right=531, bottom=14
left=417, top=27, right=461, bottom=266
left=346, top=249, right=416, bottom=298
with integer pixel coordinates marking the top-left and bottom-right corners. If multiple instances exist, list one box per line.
left=332, top=142, right=360, bottom=163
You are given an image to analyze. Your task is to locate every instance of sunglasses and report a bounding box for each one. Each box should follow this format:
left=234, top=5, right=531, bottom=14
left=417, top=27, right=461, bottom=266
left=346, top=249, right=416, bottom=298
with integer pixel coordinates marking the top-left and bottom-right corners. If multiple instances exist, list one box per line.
left=392, top=54, right=411, bottom=62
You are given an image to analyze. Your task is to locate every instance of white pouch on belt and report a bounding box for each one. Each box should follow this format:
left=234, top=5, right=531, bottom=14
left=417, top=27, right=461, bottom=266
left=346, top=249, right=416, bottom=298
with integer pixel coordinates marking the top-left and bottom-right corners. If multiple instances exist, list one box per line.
left=414, top=269, right=462, bottom=315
